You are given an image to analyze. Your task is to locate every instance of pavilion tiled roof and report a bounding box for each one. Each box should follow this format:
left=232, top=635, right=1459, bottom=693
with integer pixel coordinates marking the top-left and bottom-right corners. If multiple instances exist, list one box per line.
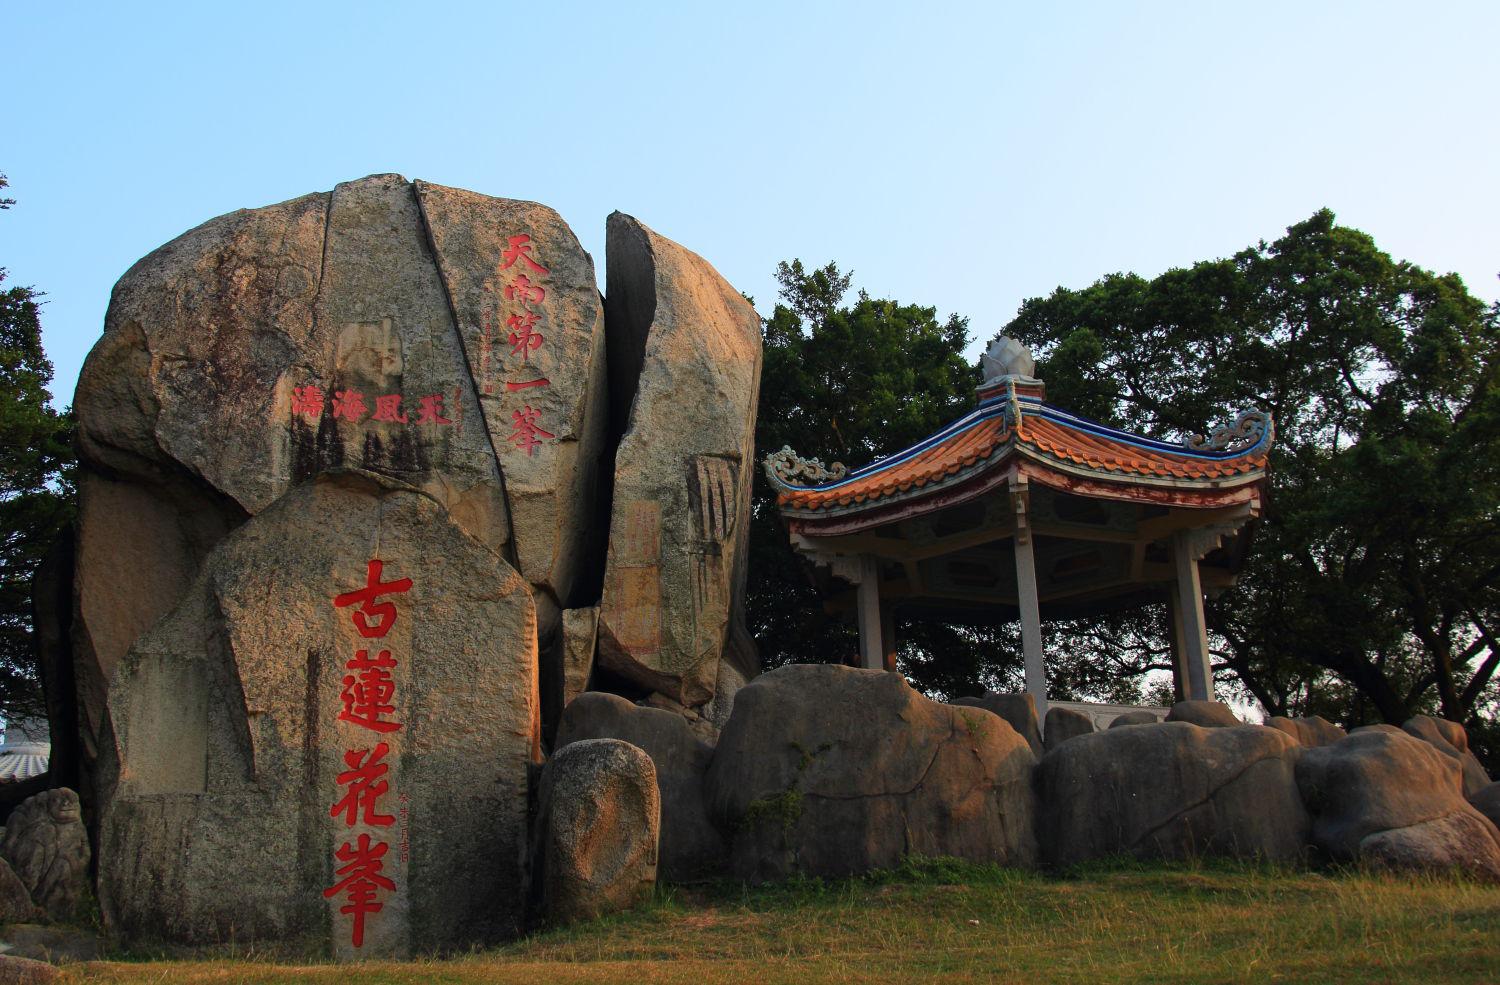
left=768, top=391, right=1271, bottom=514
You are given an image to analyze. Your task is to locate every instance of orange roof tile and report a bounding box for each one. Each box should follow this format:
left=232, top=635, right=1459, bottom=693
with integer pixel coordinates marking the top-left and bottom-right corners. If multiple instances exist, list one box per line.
left=770, top=398, right=1271, bottom=514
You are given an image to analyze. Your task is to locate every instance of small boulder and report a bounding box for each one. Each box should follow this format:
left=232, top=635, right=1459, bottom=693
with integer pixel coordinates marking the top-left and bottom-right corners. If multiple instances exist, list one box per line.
left=556, top=692, right=725, bottom=880
left=1296, top=729, right=1500, bottom=879
left=953, top=693, right=1043, bottom=756
left=535, top=739, right=659, bottom=924
left=1108, top=710, right=1161, bottom=729
left=1471, top=783, right=1500, bottom=832
left=0, top=857, right=38, bottom=923
left=706, top=665, right=1037, bottom=882
left=0, top=790, right=89, bottom=921
left=0, top=955, right=60, bottom=984
left=1402, top=715, right=1491, bottom=798
left=1043, top=706, right=1095, bottom=751
left=1265, top=715, right=1346, bottom=748
left=1165, top=700, right=1241, bottom=728
left=1039, top=723, right=1309, bottom=867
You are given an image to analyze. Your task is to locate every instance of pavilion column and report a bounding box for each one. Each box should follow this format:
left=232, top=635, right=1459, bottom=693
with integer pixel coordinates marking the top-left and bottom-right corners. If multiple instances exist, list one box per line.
left=1166, top=591, right=1189, bottom=703
left=1011, top=488, right=1049, bottom=720
left=856, top=555, right=885, bottom=671
left=880, top=604, right=898, bottom=673
left=1171, top=530, right=1214, bottom=701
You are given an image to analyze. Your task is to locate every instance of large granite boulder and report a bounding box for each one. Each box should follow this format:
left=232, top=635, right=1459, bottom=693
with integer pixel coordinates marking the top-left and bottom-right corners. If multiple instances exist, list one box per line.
left=98, top=472, right=540, bottom=955
left=1401, top=715, right=1491, bottom=797
left=0, top=790, right=89, bottom=921
left=556, top=692, right=725, bottom=880
left=1108, top=710, right=1161, bottom=729
left=705, top=665, right=1037, bottom=882
left=1296, top=729, right=1500, bottom=879
left=1265, top=715, right=1346, bottom=748
left=1471, top=783, right=1500, bottom=832
left=0, top=856, right=39, bottom=924
left=1043, top=706, right=1094, bottom=751
left=1165, top=700, right=1241, bottom=728
left=1038, top=723, right=1309, bottom=867
left=596, top=213, right=762, bottom=710
left=534, top=738, right=659, bottom=925
left=954, top=693, right=1043, bottom=756
left=70, top=176, right=608, bottom=805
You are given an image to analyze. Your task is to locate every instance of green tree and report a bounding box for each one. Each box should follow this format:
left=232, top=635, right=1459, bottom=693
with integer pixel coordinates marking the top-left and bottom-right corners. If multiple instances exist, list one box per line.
left=0, top=174, right=75, bottom=723
left=747, top=261, right=988, bottom=690
left=998, top=210, right=1500, bottom=741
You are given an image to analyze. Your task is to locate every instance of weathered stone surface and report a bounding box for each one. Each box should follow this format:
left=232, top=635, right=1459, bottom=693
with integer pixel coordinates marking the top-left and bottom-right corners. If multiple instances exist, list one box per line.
left=0, top=856, right=38, bottom=923
left=99, top=472, right=540, bottom=955
left=1297, top=729, right=1500, bottom=879
left=0, top=791, right=88, bottom=921
left=0, top=955, right=60, bottom=984
left=596, top=213, right=762, bottom=708
left=954, top=693, right=1043, bottom=757
left=1039, top=723, right=1309, bottom=867
left=71, top=176, right=570, bottom=818
left=706, top=665, right=1037, bottom=882
left=1165, top=700, right=1241, bottom=728
left=1043, top=706, right=1095, bottom=751
left=535, top=738, right=659, bottom=924
left=1402, top=715, right=1491, bottom=798
left=0, top=924, right=103, bottom=964
left=560, top=607, right=599, bottom=712
left=1471, top=782, right=1500, bottom=831
left=1265, top=715, right=1345, bottom=748
left=557, top=692, right=724, bottom=880
left=412, top=181, right=609, bottom=609
left=1108, top=710, right=1160, bottom=729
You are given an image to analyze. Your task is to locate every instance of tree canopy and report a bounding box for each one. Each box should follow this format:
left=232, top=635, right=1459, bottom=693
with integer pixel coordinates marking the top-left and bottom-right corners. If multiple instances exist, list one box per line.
left=0, top=174, right=75, bottom=723
left=998, top=209, right=1500, bottom=748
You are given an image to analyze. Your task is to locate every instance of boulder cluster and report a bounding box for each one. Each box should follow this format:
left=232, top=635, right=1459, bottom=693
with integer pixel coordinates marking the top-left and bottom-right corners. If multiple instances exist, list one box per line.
left=554, top=666, right=1500, bottom=901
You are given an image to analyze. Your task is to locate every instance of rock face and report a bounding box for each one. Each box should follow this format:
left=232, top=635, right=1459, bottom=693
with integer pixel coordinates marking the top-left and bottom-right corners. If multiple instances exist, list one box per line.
left=596, top=213, right=762, bottom=710
left=1165, top=700, right=1241, bottom=728
left=0, top=790, right=89, bottom=921
left=1401, top=715, right=1491, bottom=797
left=1297, top=729, right=1500, bottom=879
left=706, top=665, right=1037, bottom=882
left=0, top=856, right=39, bottom=924
left=1038, top=723, right=1309, bottom=867
left=534, top=738, right=659, bottom=924
left=98, top=472, right=540, bottom=954
left=1471, top=783, right=1500, bottom=832
left=556, top=692, right=724, bottom=881
left=70, top=176, right=609, bottom=809
left=1265, top=715, right=1346, bottom=748
left=1043, top=706, right=1095, bottom=751
left=954, top=693, right=1043, bottom=756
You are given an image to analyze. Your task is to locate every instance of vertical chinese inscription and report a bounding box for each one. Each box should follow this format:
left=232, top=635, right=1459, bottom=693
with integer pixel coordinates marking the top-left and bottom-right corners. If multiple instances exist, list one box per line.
left=497, top=233, right=555, bottom=456
left=327, top=559, right=412, bottom=949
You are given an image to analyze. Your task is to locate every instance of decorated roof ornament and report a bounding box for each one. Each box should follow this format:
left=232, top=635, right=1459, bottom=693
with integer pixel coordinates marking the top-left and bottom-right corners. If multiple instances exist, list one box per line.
left=1182, top=408, right=1275, bottom=454
left=765, top=444, right=848, bottom=489
left=981, top=336, right=1039, bottom=384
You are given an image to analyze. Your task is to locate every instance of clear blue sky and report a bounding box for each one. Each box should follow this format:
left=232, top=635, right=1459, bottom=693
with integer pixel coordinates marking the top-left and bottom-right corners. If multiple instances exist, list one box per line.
left=4, top=1, right=1497, bottom=409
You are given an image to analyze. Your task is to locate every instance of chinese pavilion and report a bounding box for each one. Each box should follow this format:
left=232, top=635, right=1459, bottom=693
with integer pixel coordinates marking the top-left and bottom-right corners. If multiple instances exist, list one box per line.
left=763, top=338, right=1274, bottom=719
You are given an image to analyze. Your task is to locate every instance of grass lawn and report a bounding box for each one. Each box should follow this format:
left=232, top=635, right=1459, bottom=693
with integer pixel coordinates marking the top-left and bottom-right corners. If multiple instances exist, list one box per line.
left=66, top=858, right=1500, bottom=985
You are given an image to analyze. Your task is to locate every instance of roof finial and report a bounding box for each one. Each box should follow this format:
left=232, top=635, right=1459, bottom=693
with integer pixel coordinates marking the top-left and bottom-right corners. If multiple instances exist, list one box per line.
left=982, top=336, right=1039, bottom=384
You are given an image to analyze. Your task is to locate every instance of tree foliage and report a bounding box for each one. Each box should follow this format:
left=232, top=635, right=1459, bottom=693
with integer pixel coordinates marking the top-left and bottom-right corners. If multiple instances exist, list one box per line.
left=746, top=261, right=983, bottom=685
left=0, top=174, right=75, bottom=723
left=998, top=209, right=1500, bottom=743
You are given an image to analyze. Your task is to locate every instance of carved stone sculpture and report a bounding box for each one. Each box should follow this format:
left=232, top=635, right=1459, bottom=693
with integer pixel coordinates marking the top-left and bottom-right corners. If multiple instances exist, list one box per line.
left=0, top=789, right=90, bottom=921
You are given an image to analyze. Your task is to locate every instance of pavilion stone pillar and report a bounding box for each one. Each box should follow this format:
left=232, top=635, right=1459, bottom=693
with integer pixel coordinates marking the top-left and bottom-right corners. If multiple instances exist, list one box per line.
left=1170, top=530, right=1214, bottom=701
left=855, top=554, right=886, bottom=671
left=879, top=604, right=898, bottom=673
left=1010, top=487, right=1049, bottom=720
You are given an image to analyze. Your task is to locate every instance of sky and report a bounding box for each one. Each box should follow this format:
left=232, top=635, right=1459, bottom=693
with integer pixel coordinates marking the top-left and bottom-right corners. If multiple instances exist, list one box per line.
left=3, top=1, right=1498, bottom=409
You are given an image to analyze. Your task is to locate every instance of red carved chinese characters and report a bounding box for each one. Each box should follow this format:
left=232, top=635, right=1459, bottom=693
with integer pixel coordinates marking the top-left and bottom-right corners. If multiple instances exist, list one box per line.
left=498, top=232, right=556, bottom=456
left=291, top=385, right=325, bottom=420
left=509, top=405, right=556, bottom=455
left=328, top=559, right=412, bottom=949
left=331, top=389, right=368, bottom=422
left=332, top=560, right=413, bottom=639
left=323, top=834, right=394, bottom=948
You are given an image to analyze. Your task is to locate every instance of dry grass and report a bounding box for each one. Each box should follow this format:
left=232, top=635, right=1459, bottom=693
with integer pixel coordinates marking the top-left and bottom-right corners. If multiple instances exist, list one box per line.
left=64, top=859, right=1500, bottom=984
